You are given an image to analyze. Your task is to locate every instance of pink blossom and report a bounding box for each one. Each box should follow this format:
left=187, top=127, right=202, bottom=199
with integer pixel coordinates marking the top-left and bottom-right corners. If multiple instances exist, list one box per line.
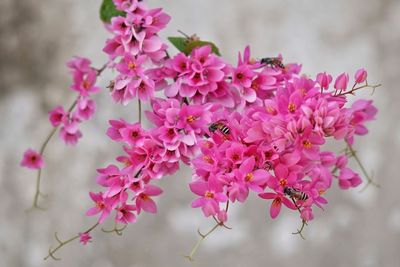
left=48, top=106, right=66, bottom=127
left=78, top=232, right=92, bottom=245
left=354, top=68, right=367, bottom=84
left=190, top=179, right=228, bottom=217
left=86, top=192, right=113, bottom=223
left=21, top=149, right=44, bottom=169
left=337, top=168, right=362, bottom=189
left=135, top=185, right=163, bottom=214
left=76, top=97, right=96, bottom=121
left=259, top=192, right=296, bottom=219
left=120, top=122, right=145, bottom=146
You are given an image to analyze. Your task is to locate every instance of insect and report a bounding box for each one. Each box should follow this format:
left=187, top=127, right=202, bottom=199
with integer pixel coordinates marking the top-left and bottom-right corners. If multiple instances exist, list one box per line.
left=208, top=120, right=230, bottom=135
left=260, top=57, right=285, bottom=69
left=283, top=186, right=308, bottom=201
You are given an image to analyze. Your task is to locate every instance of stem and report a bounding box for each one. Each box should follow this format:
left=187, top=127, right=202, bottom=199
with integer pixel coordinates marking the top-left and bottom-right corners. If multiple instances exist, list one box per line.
left=44, top=222, right=99, bottom=261
left=185, top=223, right=220, bottom=262
left=334, top=83, right=381, bottom=97
left=138, top=99, right=142, bottom=124
left=292, top=219, right=307, bottom=240
left=346, top=141, right=380, bottom=191
left=28, top=100, right=78, bottom=210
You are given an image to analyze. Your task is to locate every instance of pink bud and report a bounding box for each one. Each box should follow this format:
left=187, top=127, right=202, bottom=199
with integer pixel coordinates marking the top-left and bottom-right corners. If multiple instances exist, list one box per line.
left=316, top=72, right=332, bottom=90
left=354, top=68, right=367, bottom=84
left=334, top=73, right=349, bottom=91
left=217, top=210, right=228, bottom=223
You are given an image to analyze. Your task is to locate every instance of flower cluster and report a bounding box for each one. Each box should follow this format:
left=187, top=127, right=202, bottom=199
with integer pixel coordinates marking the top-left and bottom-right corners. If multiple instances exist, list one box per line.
left=104, top=0, right=170, bottom=104
left=21, top=0, right=380, bottom=260
left=49, top=57, right=100, bottom=145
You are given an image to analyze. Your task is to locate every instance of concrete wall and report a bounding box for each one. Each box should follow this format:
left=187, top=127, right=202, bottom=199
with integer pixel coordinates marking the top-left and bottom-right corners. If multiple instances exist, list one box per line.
left=1, top=0, right=399, bottom=266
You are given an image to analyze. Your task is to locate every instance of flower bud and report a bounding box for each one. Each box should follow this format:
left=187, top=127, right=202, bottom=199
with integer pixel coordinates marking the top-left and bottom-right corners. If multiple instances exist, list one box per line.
left=354, top=68, right=367, bottom=84
left=334, top=72, right=349, bottom=91
left=316, top=72, right=332, bottom=90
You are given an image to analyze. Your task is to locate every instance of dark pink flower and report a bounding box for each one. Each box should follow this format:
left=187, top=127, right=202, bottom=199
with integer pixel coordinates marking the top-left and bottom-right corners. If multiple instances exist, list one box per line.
left=79, top=232, right=92, bottom=245
left=190, top=179, right=227, bottom=217
left=21, top=149, right=44, bottom=169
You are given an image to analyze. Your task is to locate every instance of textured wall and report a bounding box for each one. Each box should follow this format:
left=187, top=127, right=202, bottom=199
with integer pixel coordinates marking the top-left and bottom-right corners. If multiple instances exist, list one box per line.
left=1, top=0, right=400, bottom=266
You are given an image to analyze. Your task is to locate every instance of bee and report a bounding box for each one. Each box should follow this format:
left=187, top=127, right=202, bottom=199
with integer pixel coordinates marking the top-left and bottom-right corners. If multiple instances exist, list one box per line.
left=283, top=186, right=308, bottom=201
left=209, top=120, right=230, bottom=135
left=260, top=57, right=285, bottom=69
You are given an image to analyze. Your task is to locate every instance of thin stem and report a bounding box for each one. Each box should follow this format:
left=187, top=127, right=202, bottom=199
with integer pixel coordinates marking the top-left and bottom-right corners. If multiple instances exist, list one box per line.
left=101, top=222, right=127, bottom=236
left=185, top=223, right=220, bottom=262
left=334, top=83, right=381, bottom=97
left=292, top=219, right=307, bottom=240
left=138, top=99, right=142, bottom=124
left=345, top=141, right=380, bottom=191
left=44, top=222, right=99, bottom=261
left=28, top=100, right=77, bottom=210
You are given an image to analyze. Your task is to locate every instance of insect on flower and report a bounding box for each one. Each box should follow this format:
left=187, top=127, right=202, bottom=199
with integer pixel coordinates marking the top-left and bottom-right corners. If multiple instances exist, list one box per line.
left=260, top=57, right=285, bottom=69
left=208, top=120, right=230, bottom=135
left=283, top=186, right=308, bottom=201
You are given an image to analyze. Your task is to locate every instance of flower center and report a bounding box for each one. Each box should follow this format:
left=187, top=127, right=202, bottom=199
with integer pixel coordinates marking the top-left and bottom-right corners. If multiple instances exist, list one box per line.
left=266, top=106, right=276, bottom=115
left=236, top=73, right=244, bottom=80
left=187, top=115, right=196, bottom=123
left=245, top=172, right=254, bottom=182
left=203, top=155, right=214, bottom=164
left=279, top=179, right=287, bottom=187
left=232, top=154, right=240, bottom=161
left=140, top=194, right=150, bottom=200
left=272, top=197, right=281, bottom=206
left=96, top=201, right=105, bottom=209
left=302, top=140, right=312, bottom=149
left=82, top=79, right=90, bottom=89
left=251, top=82, right=259, bottom=90
left=288, top=102, right=296, bottom=113
left=128, top=61, right=136, bottom=69
left=131, top=131, right=139, bottom=138
left=205, top=191, right=214, bottom=198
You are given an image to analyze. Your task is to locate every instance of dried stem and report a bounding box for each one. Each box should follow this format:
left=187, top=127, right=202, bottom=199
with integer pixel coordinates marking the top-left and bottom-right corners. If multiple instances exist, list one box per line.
left=44, top=222, right=99, bottom=261
left=346, top=141, right=380, bottom=192
left=292, top=219, right=307, bottom=240
left=101, top=222, right=127, bottom=236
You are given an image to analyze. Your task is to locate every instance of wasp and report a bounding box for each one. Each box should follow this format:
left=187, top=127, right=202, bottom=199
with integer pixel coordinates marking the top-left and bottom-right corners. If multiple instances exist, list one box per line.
left=283, top=186, right=308, bottom=201
left=260, top=57, right=285, bottom=69
left=208, top=120, right=230, bottom=135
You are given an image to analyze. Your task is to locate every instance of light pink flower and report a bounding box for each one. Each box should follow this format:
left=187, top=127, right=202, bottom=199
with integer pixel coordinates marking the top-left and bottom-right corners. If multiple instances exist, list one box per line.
left=259, top=192, right=297, bottom=219
left=135, top=185, right=163, bottom=214
left=316, top=72, right=332, bottom=90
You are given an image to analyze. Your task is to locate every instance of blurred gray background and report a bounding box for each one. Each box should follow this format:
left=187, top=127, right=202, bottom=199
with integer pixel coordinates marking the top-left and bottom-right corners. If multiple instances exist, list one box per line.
left=1, top=0, right=399, bottom=266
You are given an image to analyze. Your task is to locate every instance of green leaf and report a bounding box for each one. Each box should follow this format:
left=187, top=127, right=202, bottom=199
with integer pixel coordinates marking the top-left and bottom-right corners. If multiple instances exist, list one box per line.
left=167, top=37, right=221, bottom=56
left=183, top=40, right=221, bottom=56
left=100, top=0, right=125, bottom=23
left=167, top=37, right=188, bottom=53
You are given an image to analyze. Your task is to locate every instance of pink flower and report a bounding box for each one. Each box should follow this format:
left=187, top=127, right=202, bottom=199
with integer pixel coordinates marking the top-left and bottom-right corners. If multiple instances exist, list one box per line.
left=259, top=192, right=297, bottom=219
left=316, top=72, right=332, bottom=90
left=79, top=232, right=92, bottom=245
left=76, top=97, right=96, bottom=121
left=116, top=193, right=137, bottom=224
left=120, top=122, right=145, bottom=146
left=337, top=168, right=362, bottom=189
left=59, top=126, right=82, bottom=146
left=48, top=106, right=66, bottom=127
left=135, top=185, right=163, bottom=214
left=334, top=72, right=349, bottom=91
left=86, top=192, right=113, bottom=223
left=189, top=179, right=227, bottom=217
left=116, top=53, right=146, bottom=76
left=354, top=68, right=367, bottom=84
left=21, top=149, right=44, bottom=169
